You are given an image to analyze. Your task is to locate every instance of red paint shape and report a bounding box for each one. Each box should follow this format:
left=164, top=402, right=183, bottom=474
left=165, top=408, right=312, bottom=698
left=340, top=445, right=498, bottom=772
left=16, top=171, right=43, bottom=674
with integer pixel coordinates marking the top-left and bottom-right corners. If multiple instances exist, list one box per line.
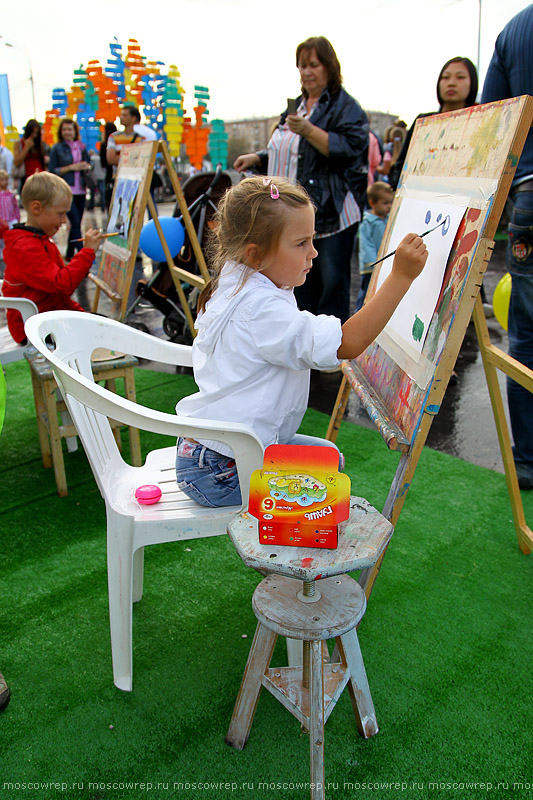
left=456, top=254, right=470, bottom=283
left=399, top=385, right=410, bottom=408
left=455, top=229, right=478, bottom=258
left=302, top=557, right=314, bottom=567
left=466, top=208, right=481, bottom=222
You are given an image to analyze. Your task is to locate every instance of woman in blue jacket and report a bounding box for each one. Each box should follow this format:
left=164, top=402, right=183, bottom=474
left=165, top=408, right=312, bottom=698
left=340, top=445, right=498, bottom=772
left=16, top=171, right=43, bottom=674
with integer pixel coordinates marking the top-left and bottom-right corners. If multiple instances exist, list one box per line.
left=48, top=118, right=92, bottom=260
left=234, top=36, right=368, bottom=323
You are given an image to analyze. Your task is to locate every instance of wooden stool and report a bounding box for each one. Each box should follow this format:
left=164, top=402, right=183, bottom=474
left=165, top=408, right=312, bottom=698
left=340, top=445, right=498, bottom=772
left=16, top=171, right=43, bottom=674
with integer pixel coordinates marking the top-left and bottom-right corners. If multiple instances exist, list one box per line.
left=226, top=498, right=394, bottom=800
left=24, top=346, right=142, bottom=496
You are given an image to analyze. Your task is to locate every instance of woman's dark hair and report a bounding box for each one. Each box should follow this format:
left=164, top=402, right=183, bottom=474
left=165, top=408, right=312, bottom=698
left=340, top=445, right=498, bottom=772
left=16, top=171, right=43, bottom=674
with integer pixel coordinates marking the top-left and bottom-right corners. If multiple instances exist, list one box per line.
left=23, top=118, right=40, bottom=140
left=22, top=118, right=46, bottom=167
left=437, top=57, right=478, bottom=109
left=57, top=117, right=80, bottom=142
left=104, top=122, right=117, bottom=142
left=296, top=36, right=343, bottom=96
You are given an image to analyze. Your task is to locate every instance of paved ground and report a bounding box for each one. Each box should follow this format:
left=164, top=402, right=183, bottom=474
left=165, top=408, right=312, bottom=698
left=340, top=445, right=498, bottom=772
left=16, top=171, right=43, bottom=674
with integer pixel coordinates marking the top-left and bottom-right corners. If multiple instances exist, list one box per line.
left=1, top=199, right=512, bottom=475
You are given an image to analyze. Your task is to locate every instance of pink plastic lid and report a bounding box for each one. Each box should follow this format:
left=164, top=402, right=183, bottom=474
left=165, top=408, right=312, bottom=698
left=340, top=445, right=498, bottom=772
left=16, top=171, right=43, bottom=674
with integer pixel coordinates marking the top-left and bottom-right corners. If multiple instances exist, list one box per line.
left=135, top=484, right=162, bottom=505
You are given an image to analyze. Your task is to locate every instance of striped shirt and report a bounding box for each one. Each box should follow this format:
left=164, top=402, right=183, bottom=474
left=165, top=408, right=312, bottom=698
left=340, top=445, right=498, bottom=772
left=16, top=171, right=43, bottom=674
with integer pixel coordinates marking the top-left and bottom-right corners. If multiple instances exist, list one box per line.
left=0, top=191, right=20, bottom=225
left=267, top=97, right=360, bottom=238
left=68, top=141, right=85, bottom=195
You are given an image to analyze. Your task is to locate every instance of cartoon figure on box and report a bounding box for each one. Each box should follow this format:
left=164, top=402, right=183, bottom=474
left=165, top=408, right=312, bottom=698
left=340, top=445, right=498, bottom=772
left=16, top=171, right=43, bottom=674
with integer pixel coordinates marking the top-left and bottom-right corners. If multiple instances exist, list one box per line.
left=249, top=445, right=351, bottom=549
left=269, top=474, right=327, bottom=506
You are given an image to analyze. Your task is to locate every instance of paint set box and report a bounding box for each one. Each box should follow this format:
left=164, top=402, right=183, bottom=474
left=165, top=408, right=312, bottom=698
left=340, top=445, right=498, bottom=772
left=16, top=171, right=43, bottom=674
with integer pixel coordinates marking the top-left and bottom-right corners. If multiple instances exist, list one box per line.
left=248, top=445, right=351, bottom=549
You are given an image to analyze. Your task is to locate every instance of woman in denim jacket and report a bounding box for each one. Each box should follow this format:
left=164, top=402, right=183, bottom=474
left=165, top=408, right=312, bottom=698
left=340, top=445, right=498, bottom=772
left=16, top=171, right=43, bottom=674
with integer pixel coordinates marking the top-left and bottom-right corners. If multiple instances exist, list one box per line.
left=49, top=118, right=92, bottom=260
left=234, top=36, right=368, bottom=324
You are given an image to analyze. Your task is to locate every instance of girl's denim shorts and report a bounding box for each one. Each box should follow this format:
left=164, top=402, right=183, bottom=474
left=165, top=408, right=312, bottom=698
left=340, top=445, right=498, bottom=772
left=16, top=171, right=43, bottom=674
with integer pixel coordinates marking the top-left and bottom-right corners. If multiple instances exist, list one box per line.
left=176, top=438, right=242, bottom=508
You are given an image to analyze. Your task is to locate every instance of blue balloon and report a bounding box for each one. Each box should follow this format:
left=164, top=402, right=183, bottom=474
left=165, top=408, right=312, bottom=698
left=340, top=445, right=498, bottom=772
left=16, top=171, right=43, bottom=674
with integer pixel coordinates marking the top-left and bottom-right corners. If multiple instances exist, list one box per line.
left=139, top=216, right=185, bottom=261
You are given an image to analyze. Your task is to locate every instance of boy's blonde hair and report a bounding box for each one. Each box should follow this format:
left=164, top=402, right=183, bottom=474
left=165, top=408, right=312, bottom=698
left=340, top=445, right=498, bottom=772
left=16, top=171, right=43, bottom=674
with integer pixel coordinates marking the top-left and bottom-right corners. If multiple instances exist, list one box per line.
left=0, top=169, right=9, bottom=182
left=367, top=181, right=393, bottom=205
left=199, top=176, right=313, bottom=311
left=21, top=172, right=72, bottom=210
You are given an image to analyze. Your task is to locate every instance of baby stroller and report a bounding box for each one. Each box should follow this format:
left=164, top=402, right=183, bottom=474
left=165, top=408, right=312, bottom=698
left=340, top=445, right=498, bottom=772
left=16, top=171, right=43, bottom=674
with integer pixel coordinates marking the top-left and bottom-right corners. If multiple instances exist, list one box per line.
left=126, top=165, right=232, bottom=343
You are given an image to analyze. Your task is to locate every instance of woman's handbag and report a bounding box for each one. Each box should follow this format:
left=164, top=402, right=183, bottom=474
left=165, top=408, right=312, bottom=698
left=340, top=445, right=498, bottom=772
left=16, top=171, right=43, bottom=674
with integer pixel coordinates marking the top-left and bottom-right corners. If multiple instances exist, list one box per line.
left=84, top=168, right=97, bottom=190
left=11, top=142, right=25, bottom=180
left=11, top=161, right=25, bottom=180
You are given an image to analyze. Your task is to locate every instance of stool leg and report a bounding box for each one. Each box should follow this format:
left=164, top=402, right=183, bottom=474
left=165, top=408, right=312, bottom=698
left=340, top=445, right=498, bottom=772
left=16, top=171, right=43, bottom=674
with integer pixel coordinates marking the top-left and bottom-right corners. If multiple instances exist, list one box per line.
left=337, top=630, right=378, bottom=739
left=309, top=639, right=325, bottom=800
left=123, top=369, right=142, bottom=467
left=29, top=371, right=52, bottom=468
left=226, top=622, right=277, bottom=750
left=286, top=637, right=303, bottom=666
left=104, top=379, right=123, bottom=453
left=43, top=382, right=68, bottom=497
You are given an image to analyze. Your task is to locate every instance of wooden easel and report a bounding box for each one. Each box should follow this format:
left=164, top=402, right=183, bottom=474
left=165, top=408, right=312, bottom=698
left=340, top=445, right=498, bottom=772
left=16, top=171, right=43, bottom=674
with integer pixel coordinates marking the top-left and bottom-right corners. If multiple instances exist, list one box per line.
left=326, top=97, right=533, bottom=599
left=90, top=140, right=209, bottom=334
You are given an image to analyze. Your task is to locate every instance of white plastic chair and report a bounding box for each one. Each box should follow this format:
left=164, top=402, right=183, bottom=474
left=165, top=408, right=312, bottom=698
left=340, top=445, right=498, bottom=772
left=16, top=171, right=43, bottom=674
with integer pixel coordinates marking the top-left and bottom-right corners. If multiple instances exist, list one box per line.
left=0, top=280, right=38, bottom=364
left=25, top=310, right=265, bottom=691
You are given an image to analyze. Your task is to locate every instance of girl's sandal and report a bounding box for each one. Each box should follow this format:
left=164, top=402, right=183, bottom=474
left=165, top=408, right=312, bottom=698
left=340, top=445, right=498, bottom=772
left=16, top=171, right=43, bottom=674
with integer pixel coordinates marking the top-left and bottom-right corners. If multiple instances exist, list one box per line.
left=0, top=672, right=11, bottom=712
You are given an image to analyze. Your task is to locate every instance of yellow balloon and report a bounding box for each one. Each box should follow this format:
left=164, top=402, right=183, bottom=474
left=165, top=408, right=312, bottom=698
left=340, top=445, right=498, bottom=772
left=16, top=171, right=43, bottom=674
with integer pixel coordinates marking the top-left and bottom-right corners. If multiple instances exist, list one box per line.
left=492, top=272, right=512, bottom=330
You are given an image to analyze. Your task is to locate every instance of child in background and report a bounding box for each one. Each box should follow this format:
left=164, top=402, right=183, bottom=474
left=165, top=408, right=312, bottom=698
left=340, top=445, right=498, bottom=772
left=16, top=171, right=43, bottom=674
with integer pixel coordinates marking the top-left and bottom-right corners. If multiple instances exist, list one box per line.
left=355, top=181, right=394, bottom=311
left=175, top=176, right=427, bottom=507
left=367, top=129, right=383, bottom=185
left=0, top=169, right=20, bottom=271
left=376, top=126, right=406, bottom=183
left=2, top=172, right=102, bottom=344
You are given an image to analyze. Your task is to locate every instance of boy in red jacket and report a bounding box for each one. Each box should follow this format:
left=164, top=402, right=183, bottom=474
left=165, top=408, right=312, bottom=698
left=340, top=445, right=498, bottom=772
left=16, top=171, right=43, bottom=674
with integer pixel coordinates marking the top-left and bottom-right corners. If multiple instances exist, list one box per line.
left=2, top=172, right=102, bottom=344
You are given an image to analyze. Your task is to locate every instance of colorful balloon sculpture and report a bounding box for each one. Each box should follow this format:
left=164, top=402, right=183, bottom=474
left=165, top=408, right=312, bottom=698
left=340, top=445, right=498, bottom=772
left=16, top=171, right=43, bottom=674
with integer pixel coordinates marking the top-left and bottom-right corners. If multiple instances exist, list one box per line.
left=3, top=37, right=228, bottom=172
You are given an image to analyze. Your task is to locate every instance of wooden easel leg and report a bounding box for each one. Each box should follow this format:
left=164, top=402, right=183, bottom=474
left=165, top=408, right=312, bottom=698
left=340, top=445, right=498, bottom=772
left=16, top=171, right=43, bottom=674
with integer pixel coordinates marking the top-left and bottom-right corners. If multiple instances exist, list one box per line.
left=147, top=191, right=197, bottom=338
left=160, top=142, right=210, bottom=284
left=226, top=623, right=277, bottom=750
left=337, top=631, right=378, bottom=739
left=309, top=639, right=325, bottom=800
left=472, top=295, right=532, bottom=554
left=326, top=373, right=350, bottom=443
left=358, top=448, right=411, bottom=598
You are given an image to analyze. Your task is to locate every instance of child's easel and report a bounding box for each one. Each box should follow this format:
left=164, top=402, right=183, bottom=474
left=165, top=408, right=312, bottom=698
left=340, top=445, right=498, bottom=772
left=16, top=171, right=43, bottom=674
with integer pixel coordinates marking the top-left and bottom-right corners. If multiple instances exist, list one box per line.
left=90, top=140, right=210, bottom=334
left=326, top=97, right=533, bottom=599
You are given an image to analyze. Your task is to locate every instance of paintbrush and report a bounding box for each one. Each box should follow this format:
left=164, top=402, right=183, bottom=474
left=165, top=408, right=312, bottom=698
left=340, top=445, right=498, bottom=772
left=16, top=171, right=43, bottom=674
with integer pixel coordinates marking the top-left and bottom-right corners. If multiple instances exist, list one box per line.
left=71, top=232, right=120, bottom=242
left=367, top=218, right=446, bottom=270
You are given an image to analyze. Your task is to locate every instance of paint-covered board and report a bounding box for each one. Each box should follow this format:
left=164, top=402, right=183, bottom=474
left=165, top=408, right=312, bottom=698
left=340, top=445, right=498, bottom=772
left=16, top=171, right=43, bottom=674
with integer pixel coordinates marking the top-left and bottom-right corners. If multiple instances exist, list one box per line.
left=353, top=96, right=532, bottom=445
left=92, top=141, right=155, bottom=317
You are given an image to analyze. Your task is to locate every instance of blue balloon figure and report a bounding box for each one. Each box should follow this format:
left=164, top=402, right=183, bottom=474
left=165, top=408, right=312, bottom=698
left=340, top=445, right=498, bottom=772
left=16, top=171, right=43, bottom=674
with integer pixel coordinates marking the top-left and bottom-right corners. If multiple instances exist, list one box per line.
left=139, top=217, right=185, bottom=261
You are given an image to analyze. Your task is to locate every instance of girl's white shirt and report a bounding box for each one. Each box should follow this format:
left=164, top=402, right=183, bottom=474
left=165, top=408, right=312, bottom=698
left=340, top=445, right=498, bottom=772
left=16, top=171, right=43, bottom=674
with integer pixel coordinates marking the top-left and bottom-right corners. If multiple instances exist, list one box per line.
left=176, top=260, right=342, bottom=457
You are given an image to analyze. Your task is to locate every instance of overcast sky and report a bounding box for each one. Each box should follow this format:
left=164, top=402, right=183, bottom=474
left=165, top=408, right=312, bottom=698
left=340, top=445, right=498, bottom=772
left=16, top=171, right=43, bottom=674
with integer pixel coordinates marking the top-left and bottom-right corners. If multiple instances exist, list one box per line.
left=1, top=0, right=531, bottom=133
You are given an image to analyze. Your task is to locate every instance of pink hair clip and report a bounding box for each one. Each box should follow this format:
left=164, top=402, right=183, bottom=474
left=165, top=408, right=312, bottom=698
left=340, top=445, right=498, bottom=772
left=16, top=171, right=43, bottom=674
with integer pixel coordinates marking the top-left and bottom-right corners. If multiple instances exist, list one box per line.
left=262, top=177, right=279, bottom=199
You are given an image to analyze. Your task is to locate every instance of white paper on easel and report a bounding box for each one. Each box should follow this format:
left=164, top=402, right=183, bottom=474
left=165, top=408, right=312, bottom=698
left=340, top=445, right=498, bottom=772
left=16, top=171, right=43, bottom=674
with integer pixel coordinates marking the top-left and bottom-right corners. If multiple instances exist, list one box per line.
left=375, top=198, right=466, bottom=357
left=107, top=168, right=144, bottom=241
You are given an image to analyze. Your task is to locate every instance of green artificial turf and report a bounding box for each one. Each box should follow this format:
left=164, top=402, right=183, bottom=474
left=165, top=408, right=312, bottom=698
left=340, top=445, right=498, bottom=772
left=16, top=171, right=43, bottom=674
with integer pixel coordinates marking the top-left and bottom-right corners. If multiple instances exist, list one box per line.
left=0, top=360, right=532, bottom=800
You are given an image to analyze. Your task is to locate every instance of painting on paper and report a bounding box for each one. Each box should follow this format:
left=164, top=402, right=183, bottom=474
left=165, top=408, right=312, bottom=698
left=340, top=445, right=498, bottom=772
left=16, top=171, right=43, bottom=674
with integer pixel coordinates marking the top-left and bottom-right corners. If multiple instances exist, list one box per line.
left=375, top=198, right=466, bottom=358
left=107, top=176, right=141, bottom=244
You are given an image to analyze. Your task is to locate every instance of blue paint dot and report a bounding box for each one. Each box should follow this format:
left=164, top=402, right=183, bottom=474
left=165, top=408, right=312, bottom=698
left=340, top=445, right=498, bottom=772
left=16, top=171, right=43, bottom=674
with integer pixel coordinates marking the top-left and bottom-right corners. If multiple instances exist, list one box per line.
left=442, top=215, right=451, bottom=235
left=437, top=213, right=443, bottom=222
left=425, top=211, right=431, bottom=224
